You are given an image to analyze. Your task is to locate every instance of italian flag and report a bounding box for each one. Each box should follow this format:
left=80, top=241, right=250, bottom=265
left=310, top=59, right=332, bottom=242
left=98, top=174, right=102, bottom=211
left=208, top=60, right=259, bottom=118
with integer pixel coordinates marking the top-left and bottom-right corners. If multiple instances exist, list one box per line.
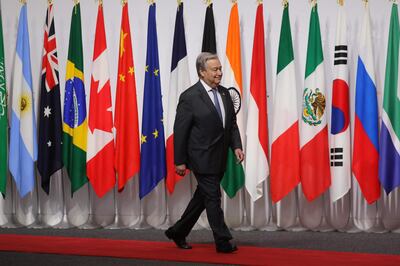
left=300, top=3, right=331, bottom=201
left=270, top=3, right=300, bottom=203
left=221, top=2, right=245, bottom=198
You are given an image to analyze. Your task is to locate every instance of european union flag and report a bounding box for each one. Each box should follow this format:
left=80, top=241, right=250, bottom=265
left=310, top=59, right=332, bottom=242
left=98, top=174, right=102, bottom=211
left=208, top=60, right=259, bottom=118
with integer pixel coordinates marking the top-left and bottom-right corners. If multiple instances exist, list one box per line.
left=139, top=3, right=166, bottom=199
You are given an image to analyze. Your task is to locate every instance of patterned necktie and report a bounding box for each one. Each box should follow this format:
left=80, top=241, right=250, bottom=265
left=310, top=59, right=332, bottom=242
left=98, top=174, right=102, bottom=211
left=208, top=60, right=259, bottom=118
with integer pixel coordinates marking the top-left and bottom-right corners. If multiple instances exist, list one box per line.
left=211, top=89, right=223, bottom=122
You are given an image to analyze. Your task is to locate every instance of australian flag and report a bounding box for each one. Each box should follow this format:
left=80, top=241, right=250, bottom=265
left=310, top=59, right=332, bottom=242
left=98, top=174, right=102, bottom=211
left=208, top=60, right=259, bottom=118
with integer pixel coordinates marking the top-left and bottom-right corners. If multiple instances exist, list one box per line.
left=139, top=3, right=166, bottom=199
left=38, top=4, right=63, bottom=194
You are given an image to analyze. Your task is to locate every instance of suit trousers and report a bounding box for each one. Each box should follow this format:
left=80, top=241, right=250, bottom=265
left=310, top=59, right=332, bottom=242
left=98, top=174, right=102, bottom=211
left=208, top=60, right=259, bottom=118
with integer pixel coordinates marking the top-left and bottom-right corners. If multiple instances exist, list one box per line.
left=170, top=172, right=232, bottom=245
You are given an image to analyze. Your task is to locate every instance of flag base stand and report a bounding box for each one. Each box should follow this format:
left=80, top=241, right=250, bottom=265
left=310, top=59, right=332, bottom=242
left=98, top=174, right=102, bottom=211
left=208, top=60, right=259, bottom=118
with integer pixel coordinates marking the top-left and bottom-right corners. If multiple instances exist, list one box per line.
left=79, top=214, right=101, bottom=229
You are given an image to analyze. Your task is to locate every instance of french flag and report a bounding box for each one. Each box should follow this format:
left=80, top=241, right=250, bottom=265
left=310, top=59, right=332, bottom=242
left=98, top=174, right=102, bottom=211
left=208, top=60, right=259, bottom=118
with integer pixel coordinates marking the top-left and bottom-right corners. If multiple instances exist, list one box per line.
left=165, top=2, right=190, bottom=194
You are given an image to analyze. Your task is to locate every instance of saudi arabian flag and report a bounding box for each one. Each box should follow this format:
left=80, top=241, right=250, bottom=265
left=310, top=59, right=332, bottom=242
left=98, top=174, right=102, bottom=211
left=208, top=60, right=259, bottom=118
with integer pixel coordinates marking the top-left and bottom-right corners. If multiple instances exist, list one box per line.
left=221, top=2, right=245, bottom=198
left=62, top=3, right=88, bottom=195
left=0, top=11, right=7, bottom=197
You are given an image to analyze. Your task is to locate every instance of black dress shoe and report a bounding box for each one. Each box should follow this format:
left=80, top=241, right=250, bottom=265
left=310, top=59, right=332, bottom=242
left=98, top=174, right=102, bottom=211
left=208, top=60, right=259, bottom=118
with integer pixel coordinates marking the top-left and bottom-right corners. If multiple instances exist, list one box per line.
left=216, top=243, right=238, bottom=253
left=165, top=229, right=192, bottom=249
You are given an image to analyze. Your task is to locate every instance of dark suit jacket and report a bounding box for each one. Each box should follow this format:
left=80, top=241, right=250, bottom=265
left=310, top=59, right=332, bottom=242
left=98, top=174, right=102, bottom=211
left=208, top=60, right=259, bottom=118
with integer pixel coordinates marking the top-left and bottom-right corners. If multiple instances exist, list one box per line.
left=174, top=80, right=242, bottom=175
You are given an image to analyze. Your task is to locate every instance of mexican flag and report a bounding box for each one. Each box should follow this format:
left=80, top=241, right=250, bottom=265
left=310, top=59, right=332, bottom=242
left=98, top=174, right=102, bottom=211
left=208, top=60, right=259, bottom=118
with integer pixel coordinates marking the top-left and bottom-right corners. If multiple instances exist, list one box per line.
left=300, top=3, right=331, bottom=201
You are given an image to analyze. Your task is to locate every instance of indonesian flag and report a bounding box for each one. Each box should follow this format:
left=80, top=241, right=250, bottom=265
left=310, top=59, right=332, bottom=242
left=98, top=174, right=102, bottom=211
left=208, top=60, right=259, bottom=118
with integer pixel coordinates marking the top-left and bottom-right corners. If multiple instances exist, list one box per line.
left=245, top=3, right=269, bottom=201
left=114, top=2, right=141, bottom=191
left=220, top=2, right=245, bottom=198
left=166, top=2, right=190, bottom=194
left=87, top=3, right=115, bottom=198
left=300, top=3, right=331, bottom=201
left=270, top=3, right=300, bottom=203
left=329, top=3, right=351, bottom=202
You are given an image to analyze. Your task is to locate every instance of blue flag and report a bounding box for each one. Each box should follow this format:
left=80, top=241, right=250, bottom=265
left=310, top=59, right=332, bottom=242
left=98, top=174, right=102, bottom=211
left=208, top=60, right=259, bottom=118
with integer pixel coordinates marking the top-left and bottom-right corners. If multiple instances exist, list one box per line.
left=9, top=4, right=37, bottom=197
left=139, top=3, right=166, bottom=199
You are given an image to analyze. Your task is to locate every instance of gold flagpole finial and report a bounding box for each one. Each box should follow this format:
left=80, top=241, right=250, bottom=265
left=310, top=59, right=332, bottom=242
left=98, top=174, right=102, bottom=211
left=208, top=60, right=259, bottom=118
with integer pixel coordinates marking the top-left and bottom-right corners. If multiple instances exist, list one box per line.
left=177, top=0, right=183, bottom=6
left=282, top=0, right=288, bottom=8
left=257, top=0, right=263, bottom=5
left=231, top=0, right=238, bottom=4
left=73, top=0, right=79, bottom=5
left=389, top=0, right=398, bottom=3
left=48, top=0, right=53, bottom=5
left=19, top=0, right=27, bottom=4
left=121, top=0, right=127, bottom=5
left=148, top=0, right=155, bottom=5
left=204, top=0, right=212, bottom=6
left=362, top=0, right=368, bottom=7
left=98, top=0, right=103, bottom=6
left=338, top=0, right=344, bottom=6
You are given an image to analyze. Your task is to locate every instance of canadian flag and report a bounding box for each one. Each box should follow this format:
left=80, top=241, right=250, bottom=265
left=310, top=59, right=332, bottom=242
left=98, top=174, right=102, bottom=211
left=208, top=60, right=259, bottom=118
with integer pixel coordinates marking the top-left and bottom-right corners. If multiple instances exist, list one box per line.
left=87, top=3, right=115, bottom=198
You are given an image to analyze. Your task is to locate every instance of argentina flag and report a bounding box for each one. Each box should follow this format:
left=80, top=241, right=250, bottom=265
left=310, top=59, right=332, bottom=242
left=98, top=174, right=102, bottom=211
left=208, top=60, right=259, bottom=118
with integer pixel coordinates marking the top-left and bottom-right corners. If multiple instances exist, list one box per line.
left=9, top=4, right=37, bottom=198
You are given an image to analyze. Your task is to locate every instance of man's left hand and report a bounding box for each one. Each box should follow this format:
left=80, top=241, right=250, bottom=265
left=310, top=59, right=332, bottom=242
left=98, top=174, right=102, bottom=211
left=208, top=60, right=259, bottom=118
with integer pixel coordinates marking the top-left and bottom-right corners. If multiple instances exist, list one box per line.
left=234, top=148, right=244, bottom=164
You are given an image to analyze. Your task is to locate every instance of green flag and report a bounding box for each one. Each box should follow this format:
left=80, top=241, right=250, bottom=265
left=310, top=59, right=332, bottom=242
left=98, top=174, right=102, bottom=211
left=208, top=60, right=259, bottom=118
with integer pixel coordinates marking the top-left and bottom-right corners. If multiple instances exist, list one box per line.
left=62, top=3, right=88, bottom=194
left=378, top=3, right=400, bottom=193
left=0, top=11, right=7, bottom=197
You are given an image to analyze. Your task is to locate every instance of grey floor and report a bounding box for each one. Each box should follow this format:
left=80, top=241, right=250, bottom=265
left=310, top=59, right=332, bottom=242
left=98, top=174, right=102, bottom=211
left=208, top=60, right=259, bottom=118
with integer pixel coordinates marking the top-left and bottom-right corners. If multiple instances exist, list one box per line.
left=0, top=228, right=399, bottom=265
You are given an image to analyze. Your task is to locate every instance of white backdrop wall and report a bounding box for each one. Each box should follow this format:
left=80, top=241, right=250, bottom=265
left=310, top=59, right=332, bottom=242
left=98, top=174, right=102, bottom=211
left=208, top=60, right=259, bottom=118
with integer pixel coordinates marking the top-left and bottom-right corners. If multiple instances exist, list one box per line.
left=0, top=0, right=400, bottom=232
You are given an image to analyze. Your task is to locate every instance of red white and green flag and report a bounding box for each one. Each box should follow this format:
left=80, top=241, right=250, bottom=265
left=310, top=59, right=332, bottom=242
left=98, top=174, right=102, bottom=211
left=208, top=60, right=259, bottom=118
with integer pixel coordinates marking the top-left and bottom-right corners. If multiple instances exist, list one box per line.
left=270, top=3, right=300, bottom=203
left=300, top=3, right=331, bottom=201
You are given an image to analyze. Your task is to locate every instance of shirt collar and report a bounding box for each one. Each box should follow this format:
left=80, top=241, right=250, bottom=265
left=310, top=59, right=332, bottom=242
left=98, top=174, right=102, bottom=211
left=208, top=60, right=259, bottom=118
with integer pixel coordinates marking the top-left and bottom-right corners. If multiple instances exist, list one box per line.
left=200, top=79, right=217, bottom=92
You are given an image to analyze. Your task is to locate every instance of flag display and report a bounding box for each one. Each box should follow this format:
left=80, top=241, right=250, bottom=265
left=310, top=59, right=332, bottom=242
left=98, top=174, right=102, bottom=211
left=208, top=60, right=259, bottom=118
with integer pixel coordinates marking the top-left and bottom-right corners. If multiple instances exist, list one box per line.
left=0, top=10, right=7, bottom=197
left=201, top=3, right=216, bottom=53
left=139, top=3, right=166, bottom=199
left=9, top=4, right=37, bottom=198
left=270, top=3, right=300, bottom=203
left=220, top=2, right=245, bottom=198
left=379, top=3, right=400, bottom=195
left=62, top=3, right=88, bottom=195
left=245, top=3, right=269, bottom=201
left=329, top=3, right=351, bottom=202
left=38, top=3, right=63, bottom=194
left=166, top=2, right=190, bottom=194
left=300, top=4, right=331, bottom=201
left=87, top=3, right=115, bottom=198
left=352, top=3, right=380, bottom=204
left=115, top=1, right=141, bottom=192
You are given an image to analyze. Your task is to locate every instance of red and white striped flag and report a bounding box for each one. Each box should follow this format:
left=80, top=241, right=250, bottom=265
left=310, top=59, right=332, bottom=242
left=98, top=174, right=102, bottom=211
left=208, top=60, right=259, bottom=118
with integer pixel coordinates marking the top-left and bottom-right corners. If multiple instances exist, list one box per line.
left=245, top=3, right=269, bottom=201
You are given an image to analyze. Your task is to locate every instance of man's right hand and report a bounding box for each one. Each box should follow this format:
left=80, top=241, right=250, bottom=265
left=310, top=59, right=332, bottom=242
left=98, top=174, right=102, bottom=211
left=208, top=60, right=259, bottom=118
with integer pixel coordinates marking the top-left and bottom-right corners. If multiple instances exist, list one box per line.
left=175, top=164, right=187, bottom=176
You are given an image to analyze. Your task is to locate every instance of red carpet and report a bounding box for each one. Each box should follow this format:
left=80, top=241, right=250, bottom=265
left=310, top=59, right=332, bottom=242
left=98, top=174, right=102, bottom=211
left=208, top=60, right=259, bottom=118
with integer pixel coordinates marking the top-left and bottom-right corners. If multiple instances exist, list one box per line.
left=0, top=234, right=399, bottom=265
